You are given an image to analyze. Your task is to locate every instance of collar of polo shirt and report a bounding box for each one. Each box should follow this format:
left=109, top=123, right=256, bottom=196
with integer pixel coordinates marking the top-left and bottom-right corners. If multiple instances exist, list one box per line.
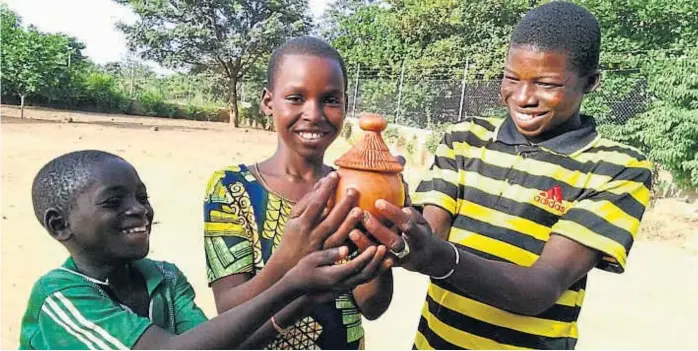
left=495, top=114, right=600, bottom=156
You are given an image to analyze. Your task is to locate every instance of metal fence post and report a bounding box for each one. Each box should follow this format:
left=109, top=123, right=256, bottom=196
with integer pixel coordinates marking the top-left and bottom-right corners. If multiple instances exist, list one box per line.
left=458, top=58, right=469, bottom=121
left=351, top=63, right=360, bottom=118
left=396, top=60, right=406, bottom=123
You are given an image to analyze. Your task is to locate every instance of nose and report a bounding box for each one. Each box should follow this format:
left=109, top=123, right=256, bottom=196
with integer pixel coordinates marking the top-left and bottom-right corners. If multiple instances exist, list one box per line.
left=513, top=83, right=538, bottom=108
left=302, top=100, right=324, bottom=122
left=125, top=198, right=149, bottom=219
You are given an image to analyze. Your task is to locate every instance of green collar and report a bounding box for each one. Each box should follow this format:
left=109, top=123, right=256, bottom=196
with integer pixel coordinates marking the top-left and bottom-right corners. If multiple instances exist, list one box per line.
left=61, top=257, right=163, bottom=296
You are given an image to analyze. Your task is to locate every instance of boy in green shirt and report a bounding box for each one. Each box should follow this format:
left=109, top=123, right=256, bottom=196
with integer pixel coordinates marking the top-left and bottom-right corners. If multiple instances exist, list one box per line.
left=20, top=150, right=386, bottom=349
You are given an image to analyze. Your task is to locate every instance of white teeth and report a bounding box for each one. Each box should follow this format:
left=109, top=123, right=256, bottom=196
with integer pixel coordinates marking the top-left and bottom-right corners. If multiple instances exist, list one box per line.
left=121, top=226, right=148, bottom=235
left=515, top=112, right=535, bottom=121
left=298, top=132, right=322, bottom=140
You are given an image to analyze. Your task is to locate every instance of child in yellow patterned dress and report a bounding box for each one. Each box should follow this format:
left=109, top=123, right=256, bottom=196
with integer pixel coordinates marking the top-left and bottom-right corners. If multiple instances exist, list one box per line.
left=202, top=36, right=395, bottom=349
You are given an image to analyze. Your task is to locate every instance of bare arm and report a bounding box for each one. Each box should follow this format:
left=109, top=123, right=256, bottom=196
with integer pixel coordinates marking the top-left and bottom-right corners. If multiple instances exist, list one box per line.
left=422, top=205, right=452, bottom=240
left=210, top=253, right=297, bottom=313
left=351, top=269, right=393, bottom=320
left=368, top=203, right=601, bottom=316
left=135, top=276, right=300, bottom=350
left=134, top=246, right=385, bottom=349
left=441, top=233, right=599, bottom=315
left=209, top=260, right=315, bottom=349
left=236, top=297, right=314, bottom=349
left=211, top=172, right=364, bottom=316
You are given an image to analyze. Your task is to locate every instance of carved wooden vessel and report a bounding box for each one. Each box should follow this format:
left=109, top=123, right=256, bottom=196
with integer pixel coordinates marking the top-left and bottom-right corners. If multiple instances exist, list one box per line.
left=334, top=113, right=405, bottom=224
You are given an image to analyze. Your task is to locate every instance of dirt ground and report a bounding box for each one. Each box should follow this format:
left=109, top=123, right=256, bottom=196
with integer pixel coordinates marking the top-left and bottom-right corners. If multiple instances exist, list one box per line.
left=2, top=105, right=697, bottom=349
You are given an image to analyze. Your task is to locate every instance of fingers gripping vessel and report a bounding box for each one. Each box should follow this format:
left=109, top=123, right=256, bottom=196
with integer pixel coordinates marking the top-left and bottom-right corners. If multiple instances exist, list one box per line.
left=334, top=113, right=405, bottom=223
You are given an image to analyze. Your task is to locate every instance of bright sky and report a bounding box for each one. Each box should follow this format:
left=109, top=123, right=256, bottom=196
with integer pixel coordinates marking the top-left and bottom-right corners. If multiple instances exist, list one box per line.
left=3, top=0, right=330, bottom=69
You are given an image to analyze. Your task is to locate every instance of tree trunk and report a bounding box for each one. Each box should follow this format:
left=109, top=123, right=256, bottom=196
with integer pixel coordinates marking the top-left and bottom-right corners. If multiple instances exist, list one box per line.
left=20, top=94, right=25, bottom=119
left=228, top=76, right=239, bottom=127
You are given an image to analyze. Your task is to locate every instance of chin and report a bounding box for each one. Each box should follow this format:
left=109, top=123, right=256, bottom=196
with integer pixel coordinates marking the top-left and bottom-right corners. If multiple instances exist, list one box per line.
left=514, top=124, right=545, bottom=138
left=298, top=145, right=329, bottom=159
left=509, top=113, right=551, bottom=138
left=124, top=245, right=150, bottom=261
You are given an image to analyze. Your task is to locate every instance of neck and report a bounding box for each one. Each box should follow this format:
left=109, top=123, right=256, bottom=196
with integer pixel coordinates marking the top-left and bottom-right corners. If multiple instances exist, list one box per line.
left=71, top=254, right=125, bottom=282
left=264, top=144, right=327, bottom=182
left=528, top=113, right=582, bottom=144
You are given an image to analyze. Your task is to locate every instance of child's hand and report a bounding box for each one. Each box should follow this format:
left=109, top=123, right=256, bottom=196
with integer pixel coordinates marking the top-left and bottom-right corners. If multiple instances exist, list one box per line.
left=363, top=201, right=453, bottom=277
left=272, top=172, right=363, bottom=271
left=287, top=245, right=387, bottom=303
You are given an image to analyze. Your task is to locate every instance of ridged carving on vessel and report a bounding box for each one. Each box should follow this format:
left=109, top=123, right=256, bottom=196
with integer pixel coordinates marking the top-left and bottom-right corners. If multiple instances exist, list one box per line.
left=335, top=130, right=404, bottom=173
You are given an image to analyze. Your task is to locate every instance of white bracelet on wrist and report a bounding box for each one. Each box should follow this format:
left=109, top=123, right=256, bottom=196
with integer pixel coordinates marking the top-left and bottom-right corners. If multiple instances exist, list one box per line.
left=431, top=242, right=459, bottom=280
left=271, top=316, right=289, bottom=336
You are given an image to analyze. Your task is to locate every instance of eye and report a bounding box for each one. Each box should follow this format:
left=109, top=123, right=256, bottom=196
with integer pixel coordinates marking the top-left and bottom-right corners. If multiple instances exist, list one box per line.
left=504, top=75, right=519, bottom=82
left=537, top=81, right=562, bottom=88
left=136, top=192, right=150, bottom=204
left=325, top=95, right=342, bottom=105
left=286, top=95, right=303, bottom=104
left=101, top=196, right=123, bottom=208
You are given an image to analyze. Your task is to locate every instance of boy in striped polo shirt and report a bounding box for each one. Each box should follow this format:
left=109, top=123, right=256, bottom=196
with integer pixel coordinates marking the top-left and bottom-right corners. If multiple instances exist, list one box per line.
left=362, top=2, right=652, bottom=349
left=19, top=150, right=387, bottom=349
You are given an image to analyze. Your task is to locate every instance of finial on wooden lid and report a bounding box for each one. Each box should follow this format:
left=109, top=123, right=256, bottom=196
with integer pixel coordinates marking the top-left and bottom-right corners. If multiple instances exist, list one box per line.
left=334, top=113, right=403, bottom=173
left=358, top=113, right=387, bottom=132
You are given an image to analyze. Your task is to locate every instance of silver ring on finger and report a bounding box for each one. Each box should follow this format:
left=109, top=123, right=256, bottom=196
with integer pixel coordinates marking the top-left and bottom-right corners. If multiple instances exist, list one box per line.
left=390, top=233, right=411, bottom=259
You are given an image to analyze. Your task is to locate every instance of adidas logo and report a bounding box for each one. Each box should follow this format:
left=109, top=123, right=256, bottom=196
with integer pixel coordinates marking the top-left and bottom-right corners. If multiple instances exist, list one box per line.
left=534, top=185, right=567, bottom=213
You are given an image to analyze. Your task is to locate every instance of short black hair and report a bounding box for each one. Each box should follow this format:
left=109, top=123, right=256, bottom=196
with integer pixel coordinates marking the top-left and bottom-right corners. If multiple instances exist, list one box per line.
left=31, top=150, right=124, bottom=226
left=510, top=1, right=601, bottom=76
left=266, top=35, right=348, bottom=91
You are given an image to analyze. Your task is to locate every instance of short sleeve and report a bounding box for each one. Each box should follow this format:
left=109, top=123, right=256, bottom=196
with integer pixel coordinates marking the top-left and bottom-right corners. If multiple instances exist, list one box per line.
left=412, top=126, right=465, bottom=216
left=551, top=164, right=652, bottom=273
left=203, top=169, right=256, bottom=284
left=33, top=287, right=152, bottom=350
left=165, top=264, right=208, bottom=333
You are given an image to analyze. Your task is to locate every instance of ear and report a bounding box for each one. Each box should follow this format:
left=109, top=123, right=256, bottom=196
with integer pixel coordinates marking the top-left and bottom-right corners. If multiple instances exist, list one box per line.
left=260, top=88, right=273, bottom=116
left=43, top=208, right=72, bottom=242
left=583, top=70, right=601, bottom=93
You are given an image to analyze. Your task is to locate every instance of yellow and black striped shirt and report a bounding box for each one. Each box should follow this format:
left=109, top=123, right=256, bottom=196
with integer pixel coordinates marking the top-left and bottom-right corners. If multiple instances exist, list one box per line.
left=412, top=115, right=652, bottom=350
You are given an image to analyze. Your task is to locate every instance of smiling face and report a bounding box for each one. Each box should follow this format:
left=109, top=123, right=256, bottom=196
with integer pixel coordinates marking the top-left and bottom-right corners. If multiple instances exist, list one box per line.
left=65, top=158, right=154, bottom=264
left=262, top=54, right=346, bottom=159
left=500, top=45, right=598, bottom=138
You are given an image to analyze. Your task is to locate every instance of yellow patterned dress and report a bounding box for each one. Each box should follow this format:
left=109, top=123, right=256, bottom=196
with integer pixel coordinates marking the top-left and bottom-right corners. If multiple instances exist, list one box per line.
left=203, top=164, right=365, bottom=350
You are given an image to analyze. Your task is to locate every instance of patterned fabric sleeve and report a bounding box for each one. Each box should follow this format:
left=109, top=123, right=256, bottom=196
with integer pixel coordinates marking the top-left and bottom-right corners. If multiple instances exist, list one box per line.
left=203, top=169, right=256, bottom=284
left=551, top=160, right=652, bottom=273
left=33, top=287, right=152, bottom=350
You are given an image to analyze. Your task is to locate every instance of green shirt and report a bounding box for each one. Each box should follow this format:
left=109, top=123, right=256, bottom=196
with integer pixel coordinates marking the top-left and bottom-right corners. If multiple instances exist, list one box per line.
left=19, top=257, right=208, bottom=350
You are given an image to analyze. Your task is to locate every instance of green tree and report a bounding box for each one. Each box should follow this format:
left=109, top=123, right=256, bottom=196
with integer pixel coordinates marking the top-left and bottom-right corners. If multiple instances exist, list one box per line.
left=2, top=7, right=42, bottom=117
left=324, top=0, right=531, bottom=77
left=604, top=49, right=698, bottom=188
left=322, top=0, right=531, bottom=125
left=1, top=5, right=88, bottom=117
left=568, top=0, right=698, bottom=126
left=115, top=0, right=311, bottom=127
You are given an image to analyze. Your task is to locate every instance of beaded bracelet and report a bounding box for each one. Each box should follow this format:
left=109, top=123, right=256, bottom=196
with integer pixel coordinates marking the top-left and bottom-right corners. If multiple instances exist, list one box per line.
left=431, top=242, right=460, bottom=280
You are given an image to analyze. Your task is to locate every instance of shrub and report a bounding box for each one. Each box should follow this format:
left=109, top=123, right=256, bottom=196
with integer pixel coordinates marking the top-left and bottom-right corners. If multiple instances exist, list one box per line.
left=138, top=90, right=177, bottom=118
left=383, top=127, right=399, bottom=144
left=342, top=122, right=353, bottom=140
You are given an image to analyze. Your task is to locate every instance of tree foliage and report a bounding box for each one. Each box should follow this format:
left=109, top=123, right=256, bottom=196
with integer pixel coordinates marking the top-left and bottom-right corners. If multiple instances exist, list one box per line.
left=321, top=0, right=698, bottom=189
left=603, top=49, right=698, bottom=188
left=114, top=0, right=311, bottom=126
left=0, top=5, right=80, bottom=117
left=3, top=1, right=697, bottom=188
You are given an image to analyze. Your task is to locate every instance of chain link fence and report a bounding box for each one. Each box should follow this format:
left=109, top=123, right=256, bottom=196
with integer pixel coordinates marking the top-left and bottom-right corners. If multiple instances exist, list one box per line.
left=344, top=64, right=649, bottom=129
